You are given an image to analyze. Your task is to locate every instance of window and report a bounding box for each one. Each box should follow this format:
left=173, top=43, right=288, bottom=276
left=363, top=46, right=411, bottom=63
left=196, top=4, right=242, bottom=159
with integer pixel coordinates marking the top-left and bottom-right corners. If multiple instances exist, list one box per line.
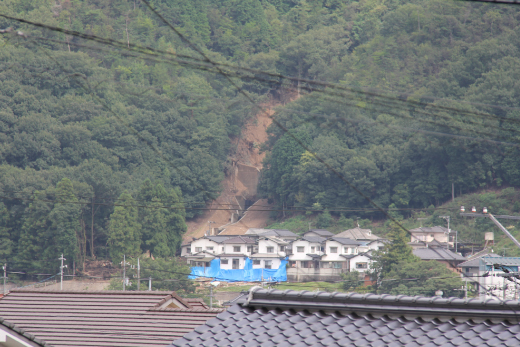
left=267, top=247, right=274, bottom=253
left=297, top=246, right=305, bottom=253
left=356, top=262, right=368, bottom=269
left=333, top=262, right=342, bottom=269
left=343, top=247, right=349, bottom=254
left=233, top=246, right=241, bottom=252
left=195, top=247, right=202, bottom=252
left=206, top=247, right=214, bottom=251
left=301, top=261, right=314, bottom=268
left=232, top=259, right=239, bottom=269
left=279, top=246, right=285, bottom=252
left=289, top=261, right=296, bottom=268
left=247, top=246, right=253, bottom=252
left=311, top=246, right=315, bottom=253
left=320, top=262, right=331, bottom=268
left=221, top=259, right=228, bottom=265
left=187, top=248, right=191, bottom=253
left=354, top=248, right=358, bottom=254
left=253, top=260, right=261, bottom=265
left=330, top=247, right=338, bottom=253
left=265, top=260, right=272, bottom=269
left=222, top=247, right=225, bottom=252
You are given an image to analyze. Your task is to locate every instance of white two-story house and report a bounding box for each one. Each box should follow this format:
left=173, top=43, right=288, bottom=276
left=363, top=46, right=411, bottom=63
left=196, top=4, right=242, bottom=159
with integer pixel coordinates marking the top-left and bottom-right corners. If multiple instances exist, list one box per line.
left=251, top=237, right=288, bottom=270
left=217, top=236, right=256, bottom=270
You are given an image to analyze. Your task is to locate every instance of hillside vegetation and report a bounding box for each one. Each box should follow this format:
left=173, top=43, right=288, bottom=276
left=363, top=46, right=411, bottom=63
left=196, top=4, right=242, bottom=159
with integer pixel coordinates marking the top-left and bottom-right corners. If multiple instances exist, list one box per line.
left=0, top=0, right=520, bottom=273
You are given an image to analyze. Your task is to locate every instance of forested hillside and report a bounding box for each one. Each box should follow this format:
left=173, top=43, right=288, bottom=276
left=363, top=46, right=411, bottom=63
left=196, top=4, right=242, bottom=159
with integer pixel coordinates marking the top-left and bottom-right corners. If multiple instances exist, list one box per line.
left=1, top=0, right=520, bottom=273
left=258, top=0, right=520, bottom=218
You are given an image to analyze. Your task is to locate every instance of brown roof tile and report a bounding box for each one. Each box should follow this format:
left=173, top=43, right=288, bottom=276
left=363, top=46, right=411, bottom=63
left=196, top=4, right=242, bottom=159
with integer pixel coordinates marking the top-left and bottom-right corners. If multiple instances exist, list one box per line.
left=0, top=289, right=222, bottom=347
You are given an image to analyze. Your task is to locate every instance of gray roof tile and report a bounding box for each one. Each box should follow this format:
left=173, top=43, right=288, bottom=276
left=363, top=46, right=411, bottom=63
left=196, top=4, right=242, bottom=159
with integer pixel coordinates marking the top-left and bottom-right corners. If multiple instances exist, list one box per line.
left=168, top=288, right=520, bottom=347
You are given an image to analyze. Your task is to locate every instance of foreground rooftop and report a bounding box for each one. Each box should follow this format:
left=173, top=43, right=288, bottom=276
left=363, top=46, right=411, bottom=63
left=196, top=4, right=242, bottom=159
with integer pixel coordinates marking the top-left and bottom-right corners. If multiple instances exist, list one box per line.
left=0, top=289, right=222, bottom=347
left=169, top=288, right=520, bottom=347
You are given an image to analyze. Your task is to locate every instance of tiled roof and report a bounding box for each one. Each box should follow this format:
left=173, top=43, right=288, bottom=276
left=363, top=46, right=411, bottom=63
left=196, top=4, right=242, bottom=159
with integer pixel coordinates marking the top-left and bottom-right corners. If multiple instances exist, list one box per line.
left=221, top=236, right=256, bottom=244
left=169, top=288, right=520, bottom=347
left=0, top=289, right=222, bottom=347
left=300, top=235, right=326, bottom=243
left=205, top=236, right=232, bottom=243
left=305, top=229, right=334, bottom=237
left=335, top=227, right=381, bottom=240
left=256, top=229, right=298, bottom=238
left=329, top=237, right=362, bottom=245
left=413, top=247, right=466, bottom=261
left=249, top=253, right=285, bottom=258
left=459, top=253, right=501, bottom=268
left=0, top=317, right=49, bottom=346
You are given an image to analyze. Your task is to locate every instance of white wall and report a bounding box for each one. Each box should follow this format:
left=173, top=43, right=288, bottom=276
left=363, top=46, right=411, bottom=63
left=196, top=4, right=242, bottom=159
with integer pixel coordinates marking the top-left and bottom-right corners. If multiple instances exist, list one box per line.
left=359, top=240, right=385, bottom=253
left=219, top=256, right=246, bottom=270
left=348, top=254, right=372, bottom=272
left=289, top=239, right=324, bottom=261
left=258, top=239, right=286, bottom=256
left=190, top=239, right=223, bottom=254
left=321, top=240, right=357, bottom=262
left=251, top=258, right=282, bottom=270
left=410, top=232, right=448, bottom=243
left=222, top=243, right=254, bottom=256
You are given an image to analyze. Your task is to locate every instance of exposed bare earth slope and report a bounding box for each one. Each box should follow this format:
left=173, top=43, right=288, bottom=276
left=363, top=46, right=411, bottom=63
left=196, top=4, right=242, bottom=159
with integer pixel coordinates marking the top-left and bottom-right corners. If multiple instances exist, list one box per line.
left=184, top=105, right=275, bottom=240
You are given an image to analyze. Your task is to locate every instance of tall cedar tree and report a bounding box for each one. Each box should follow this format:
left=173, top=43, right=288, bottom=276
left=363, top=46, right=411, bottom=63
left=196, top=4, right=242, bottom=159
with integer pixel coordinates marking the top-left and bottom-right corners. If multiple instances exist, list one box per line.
left=107, top=190, right=141, bottom=264
left=138, top=179, right=187, bottom=257
left=0, top=203, right=13, bottom=262
left=44, top=178, right=81, bottom=267
left=372, top=222, right=418, bottom=278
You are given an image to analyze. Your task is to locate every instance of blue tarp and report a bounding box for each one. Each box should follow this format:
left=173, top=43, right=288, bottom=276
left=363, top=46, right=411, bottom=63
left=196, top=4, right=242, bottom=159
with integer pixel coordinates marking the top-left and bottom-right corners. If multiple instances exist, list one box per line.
left=190, top=257, right=288, bottom=282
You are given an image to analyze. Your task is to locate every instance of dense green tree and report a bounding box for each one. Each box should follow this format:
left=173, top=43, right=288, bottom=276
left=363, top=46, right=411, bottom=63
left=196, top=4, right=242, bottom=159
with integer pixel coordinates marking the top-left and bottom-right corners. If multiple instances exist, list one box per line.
left=107, top=191, right=141, bottom=264
left=379, top=260, right=464, bottom=297
left=372, top=222, right=418, bottom=278
left=0, top=203, right=13, bottom=262
left=43, top=178, right=81, bottom=267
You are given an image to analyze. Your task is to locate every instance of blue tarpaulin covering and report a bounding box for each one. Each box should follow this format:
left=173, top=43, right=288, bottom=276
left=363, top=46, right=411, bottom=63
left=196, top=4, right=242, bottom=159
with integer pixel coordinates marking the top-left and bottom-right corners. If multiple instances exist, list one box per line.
left=189, top=257, right=288, bottom=282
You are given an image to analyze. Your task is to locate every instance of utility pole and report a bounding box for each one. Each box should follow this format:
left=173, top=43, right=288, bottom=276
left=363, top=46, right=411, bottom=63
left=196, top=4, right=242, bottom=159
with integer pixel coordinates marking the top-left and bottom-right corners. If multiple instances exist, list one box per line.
left=439, top=216, right=451, bottom=250
left=137, top=258, right=140, bottom=291
left=2, top=263, right=6, bottom=295
left=59, top=254, right=67, bottom=290
left=148, top=276, right=152, bottom=291
left=123, top=254, right=126, bottom=291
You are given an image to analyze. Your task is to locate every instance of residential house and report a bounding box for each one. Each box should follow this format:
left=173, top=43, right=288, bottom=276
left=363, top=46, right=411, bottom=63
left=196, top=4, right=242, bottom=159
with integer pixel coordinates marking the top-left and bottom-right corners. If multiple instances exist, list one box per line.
left=186, top=236, right=231, bottom=255
left=344, top=252, right=373, bottom=272
left=0, top=318, right=46, bottom=347
left=287, top=236, right=326, bottom=281
left=0, top=289, right=222, bottom=347
left=335, top=227, right=381, bottom=242
left=320, top=237, right=362, bottom=269
left=302, top=229, right=334, bottom=238
left=168, top=287, right=520, bottom=347
left=217, top=236, right=256, bottom=270
left=250, top=237, right=287, bottom=271
left=409, top=226, right=454, bottom=247
left=413, top=243, right=466, bottom=271
left=245, top=228, right=299, bottom=242
left=460, top=255, right=520, bottom=300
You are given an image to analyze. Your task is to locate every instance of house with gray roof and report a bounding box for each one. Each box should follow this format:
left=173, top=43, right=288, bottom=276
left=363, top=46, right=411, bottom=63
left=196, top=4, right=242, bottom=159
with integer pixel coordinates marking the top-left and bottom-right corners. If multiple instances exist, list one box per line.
left=303, top=229, right=334, bottom=238
left=168, top=287, right=520, bottom=347
left=335, top=227, right=381, bottom=241
left=0, top=289, right=221, bottom=347
left=412, top=245, right=466, bottom=271
left=459, top=255, right=520, bottom=300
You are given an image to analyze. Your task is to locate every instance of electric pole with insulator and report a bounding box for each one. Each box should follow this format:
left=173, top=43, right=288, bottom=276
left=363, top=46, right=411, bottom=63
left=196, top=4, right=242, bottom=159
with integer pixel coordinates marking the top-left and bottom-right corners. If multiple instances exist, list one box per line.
left=59, top=254, right=67, bottom=290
